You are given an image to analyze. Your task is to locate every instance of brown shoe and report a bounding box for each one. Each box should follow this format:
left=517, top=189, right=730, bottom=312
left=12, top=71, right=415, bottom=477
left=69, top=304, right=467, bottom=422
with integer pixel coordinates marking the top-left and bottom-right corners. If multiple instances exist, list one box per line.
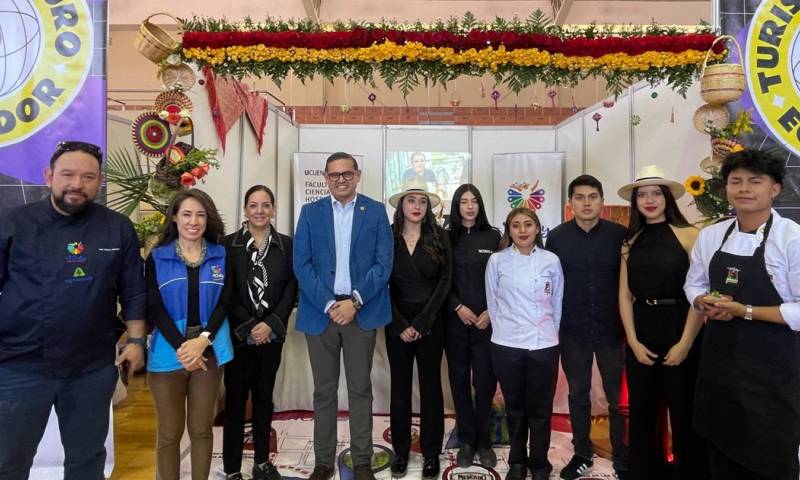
left=309, top=465, right=335, bottom=480
left=353, top=464, right=375, bottom=480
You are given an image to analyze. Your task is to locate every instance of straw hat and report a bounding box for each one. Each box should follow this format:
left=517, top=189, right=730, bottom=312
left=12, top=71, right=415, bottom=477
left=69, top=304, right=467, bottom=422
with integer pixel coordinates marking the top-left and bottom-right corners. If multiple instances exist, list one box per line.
left=388, top=177, right=441, bottom=208
left=617, top=165, right=685, bottom=201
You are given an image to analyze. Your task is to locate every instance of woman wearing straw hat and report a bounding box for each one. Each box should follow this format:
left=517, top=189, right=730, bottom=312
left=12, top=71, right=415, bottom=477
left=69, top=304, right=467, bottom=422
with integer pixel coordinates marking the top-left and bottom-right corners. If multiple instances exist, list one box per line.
left=617, top=166, right=707, bottom=480
left=386, top=179, right=452, bottom=480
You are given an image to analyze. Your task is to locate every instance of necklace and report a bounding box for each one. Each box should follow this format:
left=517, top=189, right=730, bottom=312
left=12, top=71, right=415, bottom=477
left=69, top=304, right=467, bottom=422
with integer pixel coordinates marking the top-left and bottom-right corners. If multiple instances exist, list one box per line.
left=176, top=240, right=206, bottom=268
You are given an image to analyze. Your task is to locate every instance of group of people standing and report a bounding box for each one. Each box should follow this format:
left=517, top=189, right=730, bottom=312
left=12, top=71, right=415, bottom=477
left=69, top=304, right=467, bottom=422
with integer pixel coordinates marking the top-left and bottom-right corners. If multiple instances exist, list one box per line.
left=0, top=143, right=798, bottom=480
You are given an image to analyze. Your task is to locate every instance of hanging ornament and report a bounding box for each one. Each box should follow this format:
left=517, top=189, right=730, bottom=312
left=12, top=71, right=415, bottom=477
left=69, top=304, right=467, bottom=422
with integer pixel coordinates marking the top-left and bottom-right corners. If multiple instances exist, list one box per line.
left=340, top=104, right=351, bottom=113
left=592, top=112, right=602, bottom=131
left=341, top=81, right=350, bottom=113
left=570, top=89, right=578, bottom=113
left=490, top=89, right=501, bottom=109
left=547, top=89, right=557, bottom=108
left=480, top=81, right=486, bottom=98
left=449, top=91, right=461, bottom=107
left=670, top=106, right=675, bottom=124
left=602, top=99, right=615, bottom=109
left=650, top=91, right=659, bottom=99
left=368, top=93, right=377, bottom=105
left=631, top=114, right=642, bottom=126
left=131, top=112, right=174, bottom=157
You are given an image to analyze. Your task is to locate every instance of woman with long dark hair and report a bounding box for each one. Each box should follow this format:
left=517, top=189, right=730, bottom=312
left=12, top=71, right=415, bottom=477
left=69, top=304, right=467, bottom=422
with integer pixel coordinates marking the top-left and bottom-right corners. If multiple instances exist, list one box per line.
left=617, top=166, right=706, bottom=480
left=146, top=188, right=234, bottom=480
left=386, top=182, right=452, bottom=480
left=445, top=184, right=501, bottom=468
left=222, top=185, right=298, bottom=480
left=484, top=207, right=562, bottom=480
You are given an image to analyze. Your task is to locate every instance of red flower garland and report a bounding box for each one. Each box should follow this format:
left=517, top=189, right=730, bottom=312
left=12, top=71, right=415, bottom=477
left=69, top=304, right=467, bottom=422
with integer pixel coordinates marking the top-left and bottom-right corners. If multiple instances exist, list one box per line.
left=182, top=29, right=722, bottom=58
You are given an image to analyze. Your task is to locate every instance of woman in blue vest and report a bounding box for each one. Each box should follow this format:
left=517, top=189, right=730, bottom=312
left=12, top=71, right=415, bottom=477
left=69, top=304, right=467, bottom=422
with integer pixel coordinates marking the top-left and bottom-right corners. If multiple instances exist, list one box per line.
left=146, top=188, right=234, bottom=480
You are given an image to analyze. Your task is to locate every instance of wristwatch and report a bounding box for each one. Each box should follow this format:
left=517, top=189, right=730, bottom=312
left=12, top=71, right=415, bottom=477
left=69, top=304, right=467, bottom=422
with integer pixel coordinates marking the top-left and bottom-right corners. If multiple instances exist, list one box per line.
left=351, top=295, right=363, bottom=311
left=126, top=337, right=146, bottom=347
left=199, top=331, right=213, bottom=345
left=744, top=305, right=754, bottom=321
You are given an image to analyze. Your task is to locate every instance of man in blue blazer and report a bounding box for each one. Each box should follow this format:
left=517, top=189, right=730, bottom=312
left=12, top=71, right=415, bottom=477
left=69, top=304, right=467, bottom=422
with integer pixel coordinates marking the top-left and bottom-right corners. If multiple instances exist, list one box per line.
left=294, top=152, right=393, bottom=480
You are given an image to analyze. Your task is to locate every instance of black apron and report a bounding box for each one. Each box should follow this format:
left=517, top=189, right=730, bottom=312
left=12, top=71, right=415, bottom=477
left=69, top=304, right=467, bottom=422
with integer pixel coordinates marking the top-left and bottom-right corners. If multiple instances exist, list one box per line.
left=694, top=216, right=800, bottom=477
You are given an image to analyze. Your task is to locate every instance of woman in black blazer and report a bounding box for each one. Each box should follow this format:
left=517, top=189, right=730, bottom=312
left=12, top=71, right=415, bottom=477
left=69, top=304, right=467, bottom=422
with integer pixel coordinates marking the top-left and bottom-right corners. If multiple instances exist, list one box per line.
left=386, top=183, right=452, bottom=480
left=222, top=185, right=298, bottom=480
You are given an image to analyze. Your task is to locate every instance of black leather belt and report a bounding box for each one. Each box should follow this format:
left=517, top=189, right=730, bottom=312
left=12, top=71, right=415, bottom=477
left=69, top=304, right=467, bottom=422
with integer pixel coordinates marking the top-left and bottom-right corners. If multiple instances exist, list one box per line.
left=334, top=294, right=351, bottom=301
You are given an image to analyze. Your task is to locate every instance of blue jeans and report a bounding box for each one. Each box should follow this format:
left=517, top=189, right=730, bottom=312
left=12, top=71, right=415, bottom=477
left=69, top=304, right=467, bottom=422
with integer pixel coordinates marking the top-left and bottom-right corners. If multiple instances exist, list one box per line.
left=0, top=363, right=118, bottom=480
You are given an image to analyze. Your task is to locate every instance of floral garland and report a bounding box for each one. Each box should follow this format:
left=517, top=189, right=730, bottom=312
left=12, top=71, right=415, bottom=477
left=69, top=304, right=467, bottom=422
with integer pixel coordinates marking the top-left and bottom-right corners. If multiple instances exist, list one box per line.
left=178, top=12, right=725, bottom=97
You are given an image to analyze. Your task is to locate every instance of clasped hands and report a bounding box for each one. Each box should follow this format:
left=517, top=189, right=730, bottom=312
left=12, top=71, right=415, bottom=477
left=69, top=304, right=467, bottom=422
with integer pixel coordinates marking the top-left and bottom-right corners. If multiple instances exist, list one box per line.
left=694, top=293, right=746, bottom=322
left=456, top=305, right=491, bottom=330
left=177, top=337, right=210, bottom=371
left=328, top=299, right=356, bottom=325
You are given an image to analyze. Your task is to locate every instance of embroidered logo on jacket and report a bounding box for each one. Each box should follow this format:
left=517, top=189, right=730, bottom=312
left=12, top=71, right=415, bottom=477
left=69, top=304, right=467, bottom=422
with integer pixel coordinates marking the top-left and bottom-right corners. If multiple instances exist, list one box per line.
left=210, top=264, right=224, bottom=280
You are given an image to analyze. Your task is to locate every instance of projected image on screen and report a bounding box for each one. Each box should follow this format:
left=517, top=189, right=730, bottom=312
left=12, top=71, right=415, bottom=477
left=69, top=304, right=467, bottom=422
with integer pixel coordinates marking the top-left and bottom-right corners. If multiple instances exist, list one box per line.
left=385, top=151, right=471, bottom=221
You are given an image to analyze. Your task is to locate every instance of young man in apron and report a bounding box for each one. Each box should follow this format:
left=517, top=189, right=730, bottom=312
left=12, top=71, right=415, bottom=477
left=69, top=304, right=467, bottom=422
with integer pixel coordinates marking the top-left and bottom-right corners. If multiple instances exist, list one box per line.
left=684, top=149, right=800, bottom=479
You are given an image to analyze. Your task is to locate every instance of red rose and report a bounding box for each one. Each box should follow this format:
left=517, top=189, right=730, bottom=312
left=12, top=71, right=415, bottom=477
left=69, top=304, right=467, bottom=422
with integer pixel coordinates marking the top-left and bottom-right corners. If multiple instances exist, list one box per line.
left=180, top=172, right=196, bottom=187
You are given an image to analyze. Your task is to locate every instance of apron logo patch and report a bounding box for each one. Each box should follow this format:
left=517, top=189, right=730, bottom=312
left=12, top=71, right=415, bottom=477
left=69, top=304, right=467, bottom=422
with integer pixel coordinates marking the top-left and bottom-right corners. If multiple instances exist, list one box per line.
left=725, top=267, right=740, bottom=285
left=544, top=281, right=552, bottom=295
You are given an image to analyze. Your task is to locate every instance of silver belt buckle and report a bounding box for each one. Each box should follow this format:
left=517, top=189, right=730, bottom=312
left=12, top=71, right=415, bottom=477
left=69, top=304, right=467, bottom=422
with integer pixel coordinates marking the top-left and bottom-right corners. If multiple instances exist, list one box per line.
left=646, top=299, right=658, bottom=306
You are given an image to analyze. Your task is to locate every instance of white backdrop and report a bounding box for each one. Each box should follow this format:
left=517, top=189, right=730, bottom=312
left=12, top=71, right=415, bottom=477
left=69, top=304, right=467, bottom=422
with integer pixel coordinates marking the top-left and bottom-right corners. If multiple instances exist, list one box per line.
left=491, top=152, right=565, bottom=237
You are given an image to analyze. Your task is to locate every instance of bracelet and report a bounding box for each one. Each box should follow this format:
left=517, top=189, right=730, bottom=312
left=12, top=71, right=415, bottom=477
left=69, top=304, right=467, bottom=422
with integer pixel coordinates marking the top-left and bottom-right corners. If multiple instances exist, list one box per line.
left=455, top=304, right=463, bottom=312
left=126, top=337, right=146, bottom=347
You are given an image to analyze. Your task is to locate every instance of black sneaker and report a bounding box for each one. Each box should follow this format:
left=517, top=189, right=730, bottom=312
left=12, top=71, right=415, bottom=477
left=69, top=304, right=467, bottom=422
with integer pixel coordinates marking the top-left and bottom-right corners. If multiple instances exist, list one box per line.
left=559, top=455, right=593, bottom=480
left=254, top=461, right=282, bottom=480
left=477, top=447, right=497, bottom=468
left=391, top=456, right=408, bottom=479
left=422, top=457, right=440, bottom=480
left=457, top=444, right=475, bottom=468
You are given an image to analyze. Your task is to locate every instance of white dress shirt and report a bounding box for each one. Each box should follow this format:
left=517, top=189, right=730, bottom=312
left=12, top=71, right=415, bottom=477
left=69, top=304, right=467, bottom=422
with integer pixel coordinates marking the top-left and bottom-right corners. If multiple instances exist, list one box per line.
left=332, top=195, right=356, bottom=295
left=684, top=210, right=800, bottom=331
left=485, top=245, right=564, bottom=350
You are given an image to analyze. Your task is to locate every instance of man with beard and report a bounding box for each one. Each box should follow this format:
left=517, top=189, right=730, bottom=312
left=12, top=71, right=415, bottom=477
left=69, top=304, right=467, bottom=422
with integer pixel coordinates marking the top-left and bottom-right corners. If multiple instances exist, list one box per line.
left=0, top=141, right=146, bottom=480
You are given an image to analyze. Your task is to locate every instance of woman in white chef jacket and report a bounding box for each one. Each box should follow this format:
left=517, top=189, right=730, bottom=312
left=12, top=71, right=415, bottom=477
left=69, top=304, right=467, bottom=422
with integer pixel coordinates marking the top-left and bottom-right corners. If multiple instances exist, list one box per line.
left=485, top=206, right=563, bottom=480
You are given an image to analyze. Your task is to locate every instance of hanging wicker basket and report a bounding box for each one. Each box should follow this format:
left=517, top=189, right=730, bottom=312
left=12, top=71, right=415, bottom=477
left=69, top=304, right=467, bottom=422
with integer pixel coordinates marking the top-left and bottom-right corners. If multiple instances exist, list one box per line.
left=133, top=13, right=183, bottom=64
left=700, top=35, right=745, bottom=105
left=711, top=137, right=743, bottom=157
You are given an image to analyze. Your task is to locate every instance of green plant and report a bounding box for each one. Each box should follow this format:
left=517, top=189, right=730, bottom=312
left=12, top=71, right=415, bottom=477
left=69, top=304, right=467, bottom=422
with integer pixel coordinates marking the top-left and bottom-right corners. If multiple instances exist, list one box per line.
left=105, top=147, right=166, bottom=216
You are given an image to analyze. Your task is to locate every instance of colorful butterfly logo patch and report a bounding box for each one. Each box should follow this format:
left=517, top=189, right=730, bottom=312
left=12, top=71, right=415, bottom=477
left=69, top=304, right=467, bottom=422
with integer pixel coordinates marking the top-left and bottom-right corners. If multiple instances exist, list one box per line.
left=507, top=180, right=546, bottom=210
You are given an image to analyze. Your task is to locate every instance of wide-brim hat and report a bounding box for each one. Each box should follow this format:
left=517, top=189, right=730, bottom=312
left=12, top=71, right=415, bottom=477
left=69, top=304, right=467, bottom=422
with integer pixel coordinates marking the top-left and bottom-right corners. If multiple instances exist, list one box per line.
left=388, top=178, right=441, bottom=208
left=618, top=165, right=685, bottom=201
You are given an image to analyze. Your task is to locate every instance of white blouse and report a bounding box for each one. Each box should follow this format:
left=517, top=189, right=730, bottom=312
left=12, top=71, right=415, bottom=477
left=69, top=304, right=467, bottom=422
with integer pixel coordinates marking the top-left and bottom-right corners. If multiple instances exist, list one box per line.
left=485, top=245, right=564, bottom=350
left=684, top=210, right=800, bottom=331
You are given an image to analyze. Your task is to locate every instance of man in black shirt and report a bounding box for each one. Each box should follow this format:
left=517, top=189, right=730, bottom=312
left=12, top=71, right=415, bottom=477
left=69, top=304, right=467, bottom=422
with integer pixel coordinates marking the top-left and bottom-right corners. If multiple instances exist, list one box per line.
left=0, top=141, right=147, bottom=480
left=546, top=175, right=629, bottom=480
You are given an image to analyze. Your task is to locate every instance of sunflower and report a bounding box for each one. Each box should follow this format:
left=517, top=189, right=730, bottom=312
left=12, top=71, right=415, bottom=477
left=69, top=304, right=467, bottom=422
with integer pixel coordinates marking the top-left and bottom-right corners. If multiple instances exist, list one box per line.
left=684, top=175, right=706, bottom=196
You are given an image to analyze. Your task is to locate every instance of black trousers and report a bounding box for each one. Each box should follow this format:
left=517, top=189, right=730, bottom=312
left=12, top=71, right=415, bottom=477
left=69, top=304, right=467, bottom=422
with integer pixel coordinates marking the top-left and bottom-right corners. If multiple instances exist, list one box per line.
left=444, top=313, right=497, bottom=449
left=491, top=343, right=559, bottom=474
left=223, top=343, right=283, bottom=474
left=707, top=442, right=799, bottom=480
left=560, top=334, right=628, bottom=470
left=385, top=321, right=445, bottom=459
left=626, top=346, right=706, bottom=480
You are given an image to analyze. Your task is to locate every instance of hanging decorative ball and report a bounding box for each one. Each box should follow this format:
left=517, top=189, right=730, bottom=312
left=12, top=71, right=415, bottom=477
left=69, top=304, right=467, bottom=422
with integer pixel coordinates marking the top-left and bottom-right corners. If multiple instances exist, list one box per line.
left=449, top=91, right=461, bottom=107
left=547, top=89, right=557, bottom=108
left=631, top=114, right=641, bottom=126
left=368, top=93, right=377, bottom=105
left=532, top=102, right=541, bottom=110
left=340, top=104, right=351, bottom=113
left=571, top=105, right=579, bottom=114
left=602, top=99, right=615, bottom=108
left=491, top=89, right=501, bottom=109
left=650, top=91, right=658, bottom=99
left=592, top=112, right=602, bottom=131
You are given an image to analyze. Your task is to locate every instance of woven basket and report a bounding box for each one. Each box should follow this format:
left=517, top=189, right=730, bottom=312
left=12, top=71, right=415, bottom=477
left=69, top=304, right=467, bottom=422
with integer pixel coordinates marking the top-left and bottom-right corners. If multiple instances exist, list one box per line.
left=711, top=137, right=743, bottom=157
left=133, top=13, right=183, bottom=64
left=700, top=35, right=745, bottom=105
left=693, top=103, right=730, bottom=133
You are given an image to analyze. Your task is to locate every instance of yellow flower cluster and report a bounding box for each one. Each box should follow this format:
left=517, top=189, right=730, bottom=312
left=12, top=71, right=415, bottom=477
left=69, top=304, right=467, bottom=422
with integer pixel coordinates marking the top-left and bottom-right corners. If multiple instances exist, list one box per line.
left=183, top=41, right=724, bottom=72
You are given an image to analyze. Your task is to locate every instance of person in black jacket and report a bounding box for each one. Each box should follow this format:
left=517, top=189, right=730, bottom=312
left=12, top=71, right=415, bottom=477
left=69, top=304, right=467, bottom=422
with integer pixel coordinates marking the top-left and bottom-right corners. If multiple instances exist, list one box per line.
left=221, top=185, right=298, bottom=480
left=386, top=181, right=452, bottom=480
left=444, top=184, right=501, bottom=468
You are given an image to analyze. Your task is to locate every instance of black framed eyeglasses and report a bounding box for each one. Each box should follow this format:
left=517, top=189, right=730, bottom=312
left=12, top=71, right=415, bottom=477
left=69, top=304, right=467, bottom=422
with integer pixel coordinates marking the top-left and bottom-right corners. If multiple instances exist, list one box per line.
left=326, top=171, right=356, bottom=181
left=55, top=141, right=103, bottom=162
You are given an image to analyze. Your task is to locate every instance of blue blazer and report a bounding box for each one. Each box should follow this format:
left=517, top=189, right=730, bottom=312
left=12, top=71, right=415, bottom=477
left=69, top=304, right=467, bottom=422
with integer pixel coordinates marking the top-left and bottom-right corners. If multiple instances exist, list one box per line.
left=293, top=194, right=393, bottom=335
